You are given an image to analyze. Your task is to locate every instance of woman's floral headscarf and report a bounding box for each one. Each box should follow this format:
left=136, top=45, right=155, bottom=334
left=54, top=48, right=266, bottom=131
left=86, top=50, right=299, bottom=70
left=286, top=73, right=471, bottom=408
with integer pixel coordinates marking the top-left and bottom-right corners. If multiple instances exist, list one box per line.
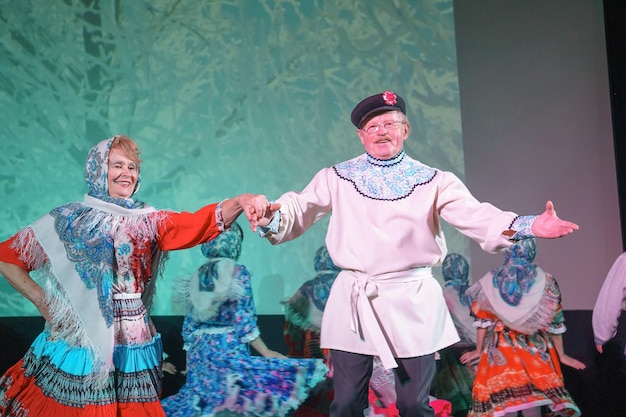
left=85, top=137, right=143, bottom=209
left=200, top=222, right=243, bottom=261
left=308, top=245, right=340, bottom=313
left=198, top=223, right=243, bottom=292
left=491, top=238, right=538, bottom=306
left=442, top=253, right=471, bottom=306
left=283, top=245, right=340, bottom=331
left=314, top=245, right=341, bottom=273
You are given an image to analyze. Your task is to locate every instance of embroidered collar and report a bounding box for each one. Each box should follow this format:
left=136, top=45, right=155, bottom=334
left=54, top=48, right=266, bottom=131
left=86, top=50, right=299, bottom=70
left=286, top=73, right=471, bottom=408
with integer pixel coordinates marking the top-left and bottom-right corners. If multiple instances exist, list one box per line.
left=333, top=149, right=437, bottom=200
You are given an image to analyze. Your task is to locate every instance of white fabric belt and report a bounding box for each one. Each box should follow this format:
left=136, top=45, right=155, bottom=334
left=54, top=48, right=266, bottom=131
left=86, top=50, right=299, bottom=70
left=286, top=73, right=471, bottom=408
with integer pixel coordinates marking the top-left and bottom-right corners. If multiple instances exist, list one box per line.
left=112, top=292, right=143, bottom=300
left=350, top=267, right=432, bottom=369
left=189, top=326, right=235, bottom=337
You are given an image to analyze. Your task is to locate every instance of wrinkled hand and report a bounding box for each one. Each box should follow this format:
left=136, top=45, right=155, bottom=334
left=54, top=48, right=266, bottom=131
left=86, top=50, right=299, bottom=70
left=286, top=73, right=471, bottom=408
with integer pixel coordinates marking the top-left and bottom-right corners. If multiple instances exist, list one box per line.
left=459, top=349, right=481, bottom=365
left=531, top=201, right=579, bottom=239
left=237, top=194, right=281, bottom=231
left=255, top=204, right=280, bottom=229
left=560, top=354, right=586, bottom=370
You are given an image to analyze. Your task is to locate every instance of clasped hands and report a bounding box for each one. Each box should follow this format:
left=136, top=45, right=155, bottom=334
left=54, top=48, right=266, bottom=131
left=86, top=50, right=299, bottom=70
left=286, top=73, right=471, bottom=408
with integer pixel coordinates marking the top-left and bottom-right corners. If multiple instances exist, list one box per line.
left=237, top=193, right=281, bottom=231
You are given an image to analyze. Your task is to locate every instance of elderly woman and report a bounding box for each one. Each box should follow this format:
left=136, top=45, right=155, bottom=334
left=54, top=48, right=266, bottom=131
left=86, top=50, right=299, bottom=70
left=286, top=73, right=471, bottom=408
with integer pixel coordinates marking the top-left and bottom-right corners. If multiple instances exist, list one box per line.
left=0, top=135, right=272, bottom=417
left=160, top=223, right=328, bottom=417
left=460, top=239, right=585, bottom=417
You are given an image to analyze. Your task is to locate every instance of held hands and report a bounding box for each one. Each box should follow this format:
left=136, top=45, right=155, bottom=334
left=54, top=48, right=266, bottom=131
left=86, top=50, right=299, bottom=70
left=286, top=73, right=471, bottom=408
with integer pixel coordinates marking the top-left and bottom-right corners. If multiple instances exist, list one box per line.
left=237, top=194, right=281, bottom=231
left=531, top=201, right=579, bottom=239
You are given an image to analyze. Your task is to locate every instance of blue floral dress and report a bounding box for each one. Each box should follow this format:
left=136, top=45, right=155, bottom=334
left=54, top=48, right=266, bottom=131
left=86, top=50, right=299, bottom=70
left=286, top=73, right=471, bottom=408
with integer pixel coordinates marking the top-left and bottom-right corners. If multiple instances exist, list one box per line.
left=161, top=230, right=328, bottom=417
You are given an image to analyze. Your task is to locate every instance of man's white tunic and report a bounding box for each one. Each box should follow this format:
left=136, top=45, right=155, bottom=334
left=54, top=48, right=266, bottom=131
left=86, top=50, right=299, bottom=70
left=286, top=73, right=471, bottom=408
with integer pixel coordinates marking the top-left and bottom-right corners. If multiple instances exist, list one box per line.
left=265, top=151, right=517, bottom=368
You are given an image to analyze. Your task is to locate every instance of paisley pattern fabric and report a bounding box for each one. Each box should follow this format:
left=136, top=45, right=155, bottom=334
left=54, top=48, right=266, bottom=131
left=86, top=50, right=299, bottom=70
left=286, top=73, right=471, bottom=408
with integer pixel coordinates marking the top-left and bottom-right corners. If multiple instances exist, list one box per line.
left=442, top=253, right=471, bottom=308
left=491, top=238, right=538, bottom=307
left=161, top=233, right=328, bottom=417
left=283, top=245, right=341, bottom=346
left=50, top=202, right=116, bottom=327
left=333, top=150, right=437, bottom=201
left=467, top=239, right=553, bottom=336
left=313, top=245, right=341, bottom=276
left=201, top=222, right=244, bottom=262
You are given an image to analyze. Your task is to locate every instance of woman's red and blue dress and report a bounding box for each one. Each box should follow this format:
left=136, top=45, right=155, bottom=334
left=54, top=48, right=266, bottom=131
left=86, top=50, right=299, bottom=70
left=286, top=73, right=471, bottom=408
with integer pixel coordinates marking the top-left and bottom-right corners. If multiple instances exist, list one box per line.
left=0, top=137, right=225, bottom=417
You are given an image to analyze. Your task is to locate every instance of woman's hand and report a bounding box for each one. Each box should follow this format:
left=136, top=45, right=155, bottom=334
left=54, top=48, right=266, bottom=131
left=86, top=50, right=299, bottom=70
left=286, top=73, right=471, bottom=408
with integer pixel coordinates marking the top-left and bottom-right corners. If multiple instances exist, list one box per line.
left=559, top=354, right=586, bottom=370
left=251, top=336, right=287, bottom=359
left=459, top=349, right=481, bottom=365
left=262, top=349, right=287, bottom=359
left=162, top=361, right=178, bottom=374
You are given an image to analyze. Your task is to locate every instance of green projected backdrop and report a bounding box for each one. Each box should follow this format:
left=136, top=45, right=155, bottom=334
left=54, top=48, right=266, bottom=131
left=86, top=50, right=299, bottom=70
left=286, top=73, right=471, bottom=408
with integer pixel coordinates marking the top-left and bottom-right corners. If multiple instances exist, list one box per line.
left=0, top=0, right=465, bottom=315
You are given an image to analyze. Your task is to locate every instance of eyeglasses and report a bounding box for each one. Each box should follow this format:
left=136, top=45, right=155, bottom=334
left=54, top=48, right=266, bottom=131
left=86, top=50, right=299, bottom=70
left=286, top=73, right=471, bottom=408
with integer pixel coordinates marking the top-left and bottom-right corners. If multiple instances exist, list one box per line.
left=361, top=120, right=406, bottom=135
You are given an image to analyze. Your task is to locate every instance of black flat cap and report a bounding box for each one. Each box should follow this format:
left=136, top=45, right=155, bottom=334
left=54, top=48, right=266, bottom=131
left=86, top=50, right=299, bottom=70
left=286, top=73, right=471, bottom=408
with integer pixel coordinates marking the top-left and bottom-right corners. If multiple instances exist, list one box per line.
left=350, top=91, right=406, bottom=128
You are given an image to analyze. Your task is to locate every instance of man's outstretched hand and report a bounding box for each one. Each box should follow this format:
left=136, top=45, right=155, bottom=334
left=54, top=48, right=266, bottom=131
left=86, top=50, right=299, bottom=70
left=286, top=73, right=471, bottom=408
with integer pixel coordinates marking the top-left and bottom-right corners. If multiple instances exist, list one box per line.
left=531, top=201, right=579, bottom=238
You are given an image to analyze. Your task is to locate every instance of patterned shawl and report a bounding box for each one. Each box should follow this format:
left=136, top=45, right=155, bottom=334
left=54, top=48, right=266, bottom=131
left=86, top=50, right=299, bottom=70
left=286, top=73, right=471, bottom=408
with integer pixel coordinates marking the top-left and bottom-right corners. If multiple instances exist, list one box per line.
left=176, top=223, right=244, bottom=324
left=282, top=245, right=341, bottom=332
left=466, top=238, right=557, bottom=333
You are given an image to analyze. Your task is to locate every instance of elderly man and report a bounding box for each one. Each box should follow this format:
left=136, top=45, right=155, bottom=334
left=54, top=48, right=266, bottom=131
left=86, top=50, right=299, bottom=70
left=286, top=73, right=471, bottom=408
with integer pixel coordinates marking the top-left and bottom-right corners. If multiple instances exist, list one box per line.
left=241, top=91, right=578, bottom=417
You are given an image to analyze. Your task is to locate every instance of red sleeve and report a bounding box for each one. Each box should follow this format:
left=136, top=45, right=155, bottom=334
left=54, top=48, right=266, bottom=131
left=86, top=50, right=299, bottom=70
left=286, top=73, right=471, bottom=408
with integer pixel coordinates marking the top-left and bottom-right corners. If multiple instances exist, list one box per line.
left=0, top=236, right=31, bottom=270
left=157, top=203, right=222, bottom=251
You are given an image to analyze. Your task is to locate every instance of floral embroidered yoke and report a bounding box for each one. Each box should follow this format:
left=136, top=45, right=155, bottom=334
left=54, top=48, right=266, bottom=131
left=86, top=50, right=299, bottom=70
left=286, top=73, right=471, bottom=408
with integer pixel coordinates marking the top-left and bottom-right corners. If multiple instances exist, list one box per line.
left=333, top=149, right=436, bottom=200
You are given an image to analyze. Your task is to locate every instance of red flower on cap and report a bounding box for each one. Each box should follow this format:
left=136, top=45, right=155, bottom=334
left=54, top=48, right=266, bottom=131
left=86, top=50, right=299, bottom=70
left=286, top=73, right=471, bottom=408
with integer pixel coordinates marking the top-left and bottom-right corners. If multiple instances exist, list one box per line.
left=382, top=91, right=397, bottom=106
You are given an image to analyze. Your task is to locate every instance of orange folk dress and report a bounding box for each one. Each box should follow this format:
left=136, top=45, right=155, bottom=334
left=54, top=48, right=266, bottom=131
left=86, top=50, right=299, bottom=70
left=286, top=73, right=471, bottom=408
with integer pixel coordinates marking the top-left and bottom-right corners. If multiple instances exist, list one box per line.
left=467, top=274, right=580, bottom=417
